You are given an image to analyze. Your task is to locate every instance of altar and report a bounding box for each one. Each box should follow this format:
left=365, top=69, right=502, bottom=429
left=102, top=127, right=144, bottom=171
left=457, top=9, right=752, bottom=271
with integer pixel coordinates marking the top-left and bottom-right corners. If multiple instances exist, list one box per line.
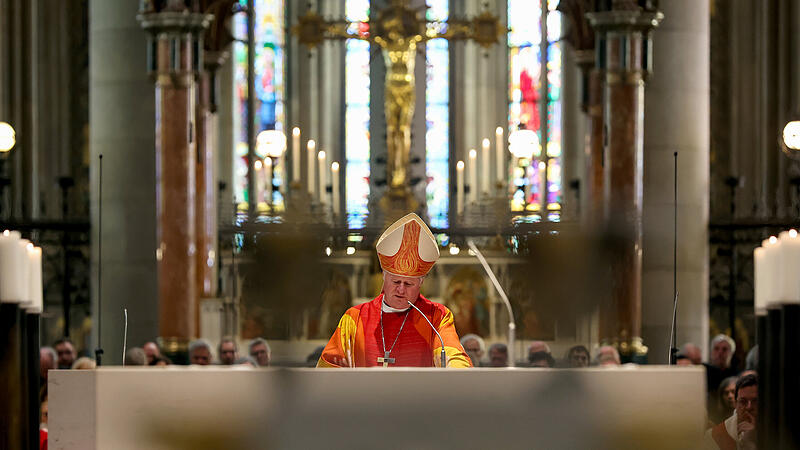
left=49, top=366, right=705, bottom=449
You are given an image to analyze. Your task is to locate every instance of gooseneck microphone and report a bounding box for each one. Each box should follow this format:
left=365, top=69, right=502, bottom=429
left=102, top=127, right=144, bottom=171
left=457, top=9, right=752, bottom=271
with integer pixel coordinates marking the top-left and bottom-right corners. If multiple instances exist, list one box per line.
left=407, top=301, right=447, bottom=368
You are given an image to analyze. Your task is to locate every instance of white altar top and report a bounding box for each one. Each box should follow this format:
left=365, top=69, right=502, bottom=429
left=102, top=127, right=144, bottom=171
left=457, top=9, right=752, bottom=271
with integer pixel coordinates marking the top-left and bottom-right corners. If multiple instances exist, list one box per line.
left=49, top=366, right=705, bottom=449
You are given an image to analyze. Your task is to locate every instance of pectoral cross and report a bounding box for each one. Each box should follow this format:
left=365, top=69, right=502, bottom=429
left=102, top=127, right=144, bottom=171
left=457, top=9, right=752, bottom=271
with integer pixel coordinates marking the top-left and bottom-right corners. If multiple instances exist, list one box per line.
left=377, top=351, right=396, bottom=367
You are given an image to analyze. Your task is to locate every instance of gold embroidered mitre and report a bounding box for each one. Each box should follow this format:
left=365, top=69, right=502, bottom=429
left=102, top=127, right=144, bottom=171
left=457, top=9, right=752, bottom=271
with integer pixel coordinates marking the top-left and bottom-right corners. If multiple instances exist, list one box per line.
left=376, top=213, right=440, bottom=277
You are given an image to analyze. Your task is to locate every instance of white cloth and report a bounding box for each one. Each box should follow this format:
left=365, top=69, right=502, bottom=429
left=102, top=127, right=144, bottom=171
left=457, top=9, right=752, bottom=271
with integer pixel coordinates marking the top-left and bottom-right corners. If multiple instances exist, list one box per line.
left=382, top=301, right=410, bottom=313
left=702, top=411, right=756, bottom=450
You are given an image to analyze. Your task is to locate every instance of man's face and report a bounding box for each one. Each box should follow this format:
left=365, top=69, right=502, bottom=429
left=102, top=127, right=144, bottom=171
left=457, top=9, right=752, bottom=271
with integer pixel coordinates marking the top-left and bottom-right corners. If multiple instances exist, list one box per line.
left=250, top=343, right=270, bottom=367
left=711, top=341, right=732, bottom=369
left=219, top=342, right=237, bottom=365
left=40, top=349, right=55, bottom=379
left=462, top=339, right=482, bottom=366
left=382, top=272, right=423, bottom=309
left=489, top=348, right=508, bottom=367
left=55, top=342, right=76, bottom=368
left=190, top=347, right=211, bottom=365
left=722, top=381, right=737, bottom=409
left=735, top=385, right=758, bottom=420
left=568, top=351, right=589, bottom=368
left=143, top=342, right=160, bottom=365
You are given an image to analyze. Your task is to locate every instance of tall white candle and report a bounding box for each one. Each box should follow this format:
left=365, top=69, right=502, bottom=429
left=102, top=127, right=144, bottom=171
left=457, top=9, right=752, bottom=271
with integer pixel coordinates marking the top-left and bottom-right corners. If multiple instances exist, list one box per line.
left=481, top=138, right=491, bottom=194
left=539, top=161, right=547, bottom=211
left=331, top=162, right=340, bottom=216
left=27, top=245, right=42, bottom=313
left=468, top=149, right=477, bottom=204
left=318, top=150, right=327, bottom=204
left=495, top=127, right=504, bottom=182
left=278, top=146, right=286, bottom=196
left=307, top=140, right=316, bottom=198
left=456, top=160, right=465, bottom=215
left=763, top=236, right=780, bottom=307
left=0, top=230, right=23, bottom=303
left=779, top=229, right=800, bottom=303
left=17, top=239, right=31, bottom=306
left=292, top=127, right=301, bottom=182
left=264, top=157, right=273, bottom=205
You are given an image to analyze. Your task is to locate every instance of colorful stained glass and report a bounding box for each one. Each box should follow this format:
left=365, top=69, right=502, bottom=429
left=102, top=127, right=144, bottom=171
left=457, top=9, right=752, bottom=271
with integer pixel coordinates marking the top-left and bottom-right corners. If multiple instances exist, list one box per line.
left=508, top=0, right=562, bottom=219
left=233, top=0, right=285, bottom=210
left=425, top=0, right=448, bottom=229
left=345, top=1, right=371, bottom=229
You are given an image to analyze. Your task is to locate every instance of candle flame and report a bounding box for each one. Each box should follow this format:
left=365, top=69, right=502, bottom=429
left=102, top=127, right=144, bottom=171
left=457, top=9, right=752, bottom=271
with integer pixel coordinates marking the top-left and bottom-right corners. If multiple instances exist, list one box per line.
left=263, top=157, right=272, bottom=166
left=318, top=150, right=326, bottom=160
left=254, top=160, right=263, bottom=170
left=26, top=243, right=34, bottom=251
left=331, top=162, right=340, bottom=171
left=3, top=230, right=8, bottom=236
left=456, top=160, right=465, bottom=170
left=292, top=127, right=300, bottom=137
left=791, top=229, right=798, bottom=238
left=469, top=149, right=477, bottom=159
left=769, top=236, right=778, bottom=244
left=482, top=138, right=490, bottom=149
left=496, top=127, right=503, bottom=135
left=307, top=139, right=316, bottom=150
left=538, top=161, right=546, bottom=170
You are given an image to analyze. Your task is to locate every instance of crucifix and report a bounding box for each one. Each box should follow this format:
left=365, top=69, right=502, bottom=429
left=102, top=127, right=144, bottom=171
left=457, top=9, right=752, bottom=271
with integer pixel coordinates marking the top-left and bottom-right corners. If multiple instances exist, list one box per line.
left=376, top=352, right=396, bottom=367
left=294, top=0, right=503, bottom=222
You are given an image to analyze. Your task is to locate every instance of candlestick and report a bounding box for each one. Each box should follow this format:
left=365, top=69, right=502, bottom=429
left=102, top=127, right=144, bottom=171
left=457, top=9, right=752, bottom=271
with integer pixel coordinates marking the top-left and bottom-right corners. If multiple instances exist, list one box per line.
left=292, top=127, right=301, bottom=182
left=264, top=157, right=273, bottom=205
left=318, top=150, right=327, bottom=204
left=456, top=160, right=465, bottom=215
left=481, top=138, right=490, bottom=194
left=468, top=149, right=477, bottom=204
left=495, top=127, right=504, bottom=183
left=331, top=162, right=340, bottom=216
left=307, top=140, right=316, bottom=199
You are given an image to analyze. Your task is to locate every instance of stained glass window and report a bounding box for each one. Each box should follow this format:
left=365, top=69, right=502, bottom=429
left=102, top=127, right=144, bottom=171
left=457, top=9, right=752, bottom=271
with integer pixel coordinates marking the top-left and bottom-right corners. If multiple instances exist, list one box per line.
left=508, top=0, right=562, bottom=221
left=345, top=1, right=371, bottom=229
left=233, top=0, right=285, bottom=211
left=425, top=0, right=449, bottom=229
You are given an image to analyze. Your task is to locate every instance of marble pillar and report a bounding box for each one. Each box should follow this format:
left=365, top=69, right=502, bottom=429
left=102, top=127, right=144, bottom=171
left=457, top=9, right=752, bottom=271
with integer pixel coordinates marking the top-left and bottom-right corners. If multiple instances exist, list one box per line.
left=90, top=0, right=158, bottom=364
left=138, top=8, right=211, bottom=361
left=641, top=0, right=709, bottom=363
left=588, top=7, right=662, bottom=360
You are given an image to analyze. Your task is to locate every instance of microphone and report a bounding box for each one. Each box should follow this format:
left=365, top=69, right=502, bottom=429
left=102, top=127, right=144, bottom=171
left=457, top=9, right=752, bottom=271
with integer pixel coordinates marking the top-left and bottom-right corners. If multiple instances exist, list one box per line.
left=407, top=301, right=447, bottom=368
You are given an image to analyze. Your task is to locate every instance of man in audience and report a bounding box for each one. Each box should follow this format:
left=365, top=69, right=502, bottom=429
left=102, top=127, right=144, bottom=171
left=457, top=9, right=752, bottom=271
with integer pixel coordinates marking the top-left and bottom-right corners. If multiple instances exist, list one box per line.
left=124, top=347, right=147, bottom=366
left=143, top=341, right=161, bottom=365
left=705, top=334, right=738, bottom=395
left=682, top=342, right=703, bottom=365
left=564, top=345, right=590, bottom=368
left=54, top=338, right=77, bottom=369
left=248, top=338, right=271, bottom=367
left=705, top=373, right=757, bottom=450
left=218, top=338, right=238, bottom=365
left=594, top=345, right=621, bottom=366
left=460, top=334, right=486, bottom=367
left=188, top=339, right=213, bottom=365
left=72, top=357, right=97, bottom=369
left=40, top=346, right=56, bottom=385
left=488, top=343, right=508, bottom=367
left=675, top=353, right=693, bottom=366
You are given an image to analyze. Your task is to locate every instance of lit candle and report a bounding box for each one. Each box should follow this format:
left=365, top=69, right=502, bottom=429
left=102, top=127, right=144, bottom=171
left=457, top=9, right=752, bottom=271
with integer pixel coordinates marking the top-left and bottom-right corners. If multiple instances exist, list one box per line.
left=495, top=127, right=504, bottom=182
left=17, top=239, right=31, bottom=305
left=27, top=245, right=42, bottom=313
left=292, top=127, right=301, bottom=182
left=0, top=230, right=23, bottom=303
left=318, top=150, right=327, bottom=204
left=456, top=160, right=465, bottom=215
left=254, top=160, right=263, bottom=203
left=307, top=140, right=316, bottom=198
left=779, top=229, right=800, bottom=303
left=468, top=149, right=477, bottom=204
left=264, top=157, right=273, bottom=205
left=763, top=236, right=780, bottom=307
left=278, top=145, right=286, bottom=196
left=539, top=160, right=547, bottom=210
left=754, top=246, right=766, bottom=314
left=331, top=162, right=340, bottom=216
left=481, top=138, right=491, bottom=194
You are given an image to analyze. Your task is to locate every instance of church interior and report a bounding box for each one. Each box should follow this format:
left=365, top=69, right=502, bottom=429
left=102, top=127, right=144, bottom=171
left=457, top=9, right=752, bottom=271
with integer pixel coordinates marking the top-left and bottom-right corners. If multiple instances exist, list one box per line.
left=1, top=0, right=800, bottom=448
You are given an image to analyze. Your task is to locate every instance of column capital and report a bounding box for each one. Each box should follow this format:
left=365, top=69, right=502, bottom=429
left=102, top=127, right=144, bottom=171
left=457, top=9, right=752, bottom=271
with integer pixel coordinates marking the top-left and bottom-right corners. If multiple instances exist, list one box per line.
left=137, top=11, right=213, bottom=35
left=137, top=11, right=213, bottom=82
left=586, top=10, right=663, bottom=32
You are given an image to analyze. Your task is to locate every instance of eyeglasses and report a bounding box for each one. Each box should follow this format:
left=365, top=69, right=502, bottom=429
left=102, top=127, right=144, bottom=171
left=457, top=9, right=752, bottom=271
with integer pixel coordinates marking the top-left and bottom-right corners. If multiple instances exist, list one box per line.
left=737, top=398, right=758, bottom=408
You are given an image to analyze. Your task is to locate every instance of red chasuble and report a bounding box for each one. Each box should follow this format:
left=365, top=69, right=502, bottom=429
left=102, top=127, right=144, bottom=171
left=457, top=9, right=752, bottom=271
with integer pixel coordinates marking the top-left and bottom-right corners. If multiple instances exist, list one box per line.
left=317, top=294, right=472, bottom=368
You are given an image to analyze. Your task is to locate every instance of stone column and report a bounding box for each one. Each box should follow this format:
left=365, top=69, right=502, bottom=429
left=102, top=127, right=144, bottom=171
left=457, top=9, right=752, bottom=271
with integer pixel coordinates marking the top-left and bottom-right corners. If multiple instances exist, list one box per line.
left=588, top=5, right=662, bottom=361
left=138, top=6, right=211, bottom=363
left=641, top=0, right=709, bottom=363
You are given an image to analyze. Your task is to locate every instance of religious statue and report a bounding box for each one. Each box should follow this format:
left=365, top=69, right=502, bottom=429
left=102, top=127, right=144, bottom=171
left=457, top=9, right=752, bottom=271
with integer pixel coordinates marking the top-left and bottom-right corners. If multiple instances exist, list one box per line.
left=294, top=0, right=503, bottom=222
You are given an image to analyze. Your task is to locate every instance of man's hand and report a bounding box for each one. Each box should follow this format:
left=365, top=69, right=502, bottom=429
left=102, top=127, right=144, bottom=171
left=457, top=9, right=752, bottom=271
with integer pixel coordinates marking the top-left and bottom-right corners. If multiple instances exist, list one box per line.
left=738, top=410, right=756, bottom=436
left=331, top=348, right=353, bottom=368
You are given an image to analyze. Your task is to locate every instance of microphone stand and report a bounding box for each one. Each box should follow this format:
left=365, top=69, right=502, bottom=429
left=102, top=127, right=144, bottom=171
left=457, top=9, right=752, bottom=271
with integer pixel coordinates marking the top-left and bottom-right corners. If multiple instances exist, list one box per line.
left=407, top=301, right=447, bottom=368
left=669, top=152, right=679, bottom=365
left=467, top=240, right=517, bottom=367
left=95, top=154, right=104, bottom=366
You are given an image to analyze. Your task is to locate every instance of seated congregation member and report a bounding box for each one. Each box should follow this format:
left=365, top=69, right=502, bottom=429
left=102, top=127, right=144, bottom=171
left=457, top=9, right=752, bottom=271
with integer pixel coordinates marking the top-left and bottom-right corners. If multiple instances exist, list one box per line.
left=709, top=376, right=738, bottom=425
left=124, top=347, right=146, bottom=366
left=217, top=338, right=238, bottom=365
left=675, top=352, right=693, bottom=366
left=318, top=213, right=471, bottom=368
left=527, top=341, right=555, bottom=368
left=188, top=339, right=213, bottom=365
left=488, top=343, right=509, bottom=367
left=40, top=347, right=56, bottom=386
left=705, top=334, right=738, bottom=394
left=71, top=357, right=97, bottom=370
left=143, top=341, right=161, bottom=365
left=683, top=342, right=703, bottom=365
left=704, top=374, right=757, bottom=450
left=460, top=333, right=486, bottom=367
left=594, top=345, right=621, bottom=366
left=248, top=337, right=271, bottom=367
left=54, top=338, right=77, bottom=369
left=563, top=345, right=590, bottom=368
